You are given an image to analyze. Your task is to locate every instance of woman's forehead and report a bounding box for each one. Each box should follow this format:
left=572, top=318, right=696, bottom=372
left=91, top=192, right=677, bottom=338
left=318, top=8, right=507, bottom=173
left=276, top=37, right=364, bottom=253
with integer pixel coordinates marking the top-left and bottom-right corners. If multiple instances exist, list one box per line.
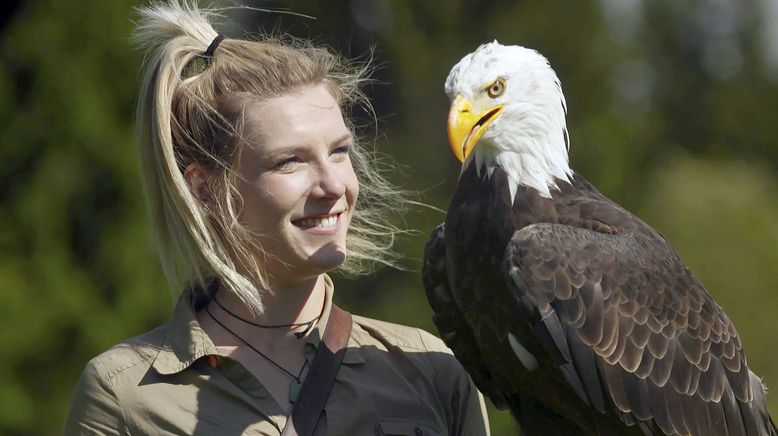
left=243, top=85, right=349, bottom=151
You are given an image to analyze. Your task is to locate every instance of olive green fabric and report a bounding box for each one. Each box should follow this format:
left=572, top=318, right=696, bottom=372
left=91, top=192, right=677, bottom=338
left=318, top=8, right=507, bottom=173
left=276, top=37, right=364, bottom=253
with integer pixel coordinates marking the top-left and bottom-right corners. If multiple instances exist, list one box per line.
left=63, top=276, right=489, bottom=435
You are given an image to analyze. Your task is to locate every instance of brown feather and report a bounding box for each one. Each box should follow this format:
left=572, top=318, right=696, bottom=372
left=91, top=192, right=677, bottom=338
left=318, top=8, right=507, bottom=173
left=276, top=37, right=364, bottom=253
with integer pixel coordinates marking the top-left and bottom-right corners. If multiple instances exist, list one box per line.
left=424, top=165, right=776, bottom=434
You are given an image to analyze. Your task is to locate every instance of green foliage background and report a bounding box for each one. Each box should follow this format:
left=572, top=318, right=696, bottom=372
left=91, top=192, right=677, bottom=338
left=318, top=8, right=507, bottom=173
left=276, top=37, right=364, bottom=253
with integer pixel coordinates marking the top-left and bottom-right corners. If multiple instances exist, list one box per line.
left=1, top=0, right=776, bottom=434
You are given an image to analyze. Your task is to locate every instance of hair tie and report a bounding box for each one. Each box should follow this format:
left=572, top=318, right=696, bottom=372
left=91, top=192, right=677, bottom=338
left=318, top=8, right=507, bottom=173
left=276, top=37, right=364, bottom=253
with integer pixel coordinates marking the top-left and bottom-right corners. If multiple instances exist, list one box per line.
left=203, top=34, right=225, bottom=65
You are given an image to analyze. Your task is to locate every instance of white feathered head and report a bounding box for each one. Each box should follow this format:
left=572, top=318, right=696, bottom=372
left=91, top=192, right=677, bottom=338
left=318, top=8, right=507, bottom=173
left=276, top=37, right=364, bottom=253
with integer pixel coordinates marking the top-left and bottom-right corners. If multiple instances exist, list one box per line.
left=445, top=41, right=573, bottom=199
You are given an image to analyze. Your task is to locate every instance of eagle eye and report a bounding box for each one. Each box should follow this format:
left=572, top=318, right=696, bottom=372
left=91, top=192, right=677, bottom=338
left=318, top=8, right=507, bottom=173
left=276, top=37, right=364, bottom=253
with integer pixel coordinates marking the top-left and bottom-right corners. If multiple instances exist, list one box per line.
left=486, top=78, right=506, bottom=98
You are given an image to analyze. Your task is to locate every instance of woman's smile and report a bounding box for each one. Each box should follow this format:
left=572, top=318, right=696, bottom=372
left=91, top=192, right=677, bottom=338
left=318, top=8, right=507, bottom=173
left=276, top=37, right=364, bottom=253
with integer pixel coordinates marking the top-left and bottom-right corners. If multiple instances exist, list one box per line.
left=292, top=211, right=343, bottom=234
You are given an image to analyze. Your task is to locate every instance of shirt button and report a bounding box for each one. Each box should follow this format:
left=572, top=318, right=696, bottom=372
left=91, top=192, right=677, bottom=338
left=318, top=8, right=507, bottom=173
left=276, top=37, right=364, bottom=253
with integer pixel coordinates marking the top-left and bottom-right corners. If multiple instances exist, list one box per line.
left=414, top=427, right=423, bottom=436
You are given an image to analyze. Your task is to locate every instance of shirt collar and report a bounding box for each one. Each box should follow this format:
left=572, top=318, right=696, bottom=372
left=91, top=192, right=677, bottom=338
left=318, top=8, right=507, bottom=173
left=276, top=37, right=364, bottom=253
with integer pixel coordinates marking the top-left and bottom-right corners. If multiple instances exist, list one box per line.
left=151, top=284, right=218, bottom=375
left=152, top=274, right=363, bottom=375
left=305, top=275, right=364, bottom=366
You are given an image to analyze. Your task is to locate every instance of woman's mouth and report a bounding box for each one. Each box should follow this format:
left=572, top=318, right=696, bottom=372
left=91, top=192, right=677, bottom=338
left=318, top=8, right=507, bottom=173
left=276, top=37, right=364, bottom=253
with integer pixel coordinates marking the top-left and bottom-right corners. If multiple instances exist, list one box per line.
left=293, top=212, right=342, bottom=231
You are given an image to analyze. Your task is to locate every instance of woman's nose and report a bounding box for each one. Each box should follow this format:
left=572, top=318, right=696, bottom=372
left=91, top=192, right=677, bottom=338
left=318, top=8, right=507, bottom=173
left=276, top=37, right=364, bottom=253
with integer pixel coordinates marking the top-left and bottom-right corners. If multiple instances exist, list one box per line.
left=311, top=162, right=346, bottom=199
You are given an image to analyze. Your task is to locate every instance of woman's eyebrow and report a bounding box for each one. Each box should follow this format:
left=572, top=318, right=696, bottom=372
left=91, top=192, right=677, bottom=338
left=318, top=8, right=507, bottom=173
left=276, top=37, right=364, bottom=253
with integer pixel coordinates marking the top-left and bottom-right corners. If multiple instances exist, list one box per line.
left=263, top=145, right=310, bottom=158
left=330, top=133, right=353, bottom=146
left=267, top=135, right=353, bottom=156
left=258, top=133, right=353, bottom=162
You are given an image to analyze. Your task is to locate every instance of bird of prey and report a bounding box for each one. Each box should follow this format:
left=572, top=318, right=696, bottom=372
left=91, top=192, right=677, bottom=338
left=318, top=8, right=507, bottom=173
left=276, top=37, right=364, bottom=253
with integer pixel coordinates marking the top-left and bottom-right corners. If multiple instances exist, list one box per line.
left=423, top=41, right=777, bottom=435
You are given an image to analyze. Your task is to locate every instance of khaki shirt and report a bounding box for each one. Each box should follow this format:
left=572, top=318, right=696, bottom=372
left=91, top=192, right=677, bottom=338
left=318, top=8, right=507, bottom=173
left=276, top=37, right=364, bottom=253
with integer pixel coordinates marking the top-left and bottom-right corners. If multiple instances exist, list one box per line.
left=64, top=276, right=490, bottom=435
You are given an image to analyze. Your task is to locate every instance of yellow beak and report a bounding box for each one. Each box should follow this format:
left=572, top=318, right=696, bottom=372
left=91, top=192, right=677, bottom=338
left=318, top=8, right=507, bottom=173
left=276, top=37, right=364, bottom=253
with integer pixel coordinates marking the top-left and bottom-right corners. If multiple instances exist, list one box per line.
left=447, top=95, right=504, bottom=162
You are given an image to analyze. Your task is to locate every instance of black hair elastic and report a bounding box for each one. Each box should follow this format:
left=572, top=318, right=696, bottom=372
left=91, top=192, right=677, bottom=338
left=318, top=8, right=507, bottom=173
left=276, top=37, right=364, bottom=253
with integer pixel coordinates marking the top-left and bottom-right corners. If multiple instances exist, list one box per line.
left=203, top=34, right=225, bottom=65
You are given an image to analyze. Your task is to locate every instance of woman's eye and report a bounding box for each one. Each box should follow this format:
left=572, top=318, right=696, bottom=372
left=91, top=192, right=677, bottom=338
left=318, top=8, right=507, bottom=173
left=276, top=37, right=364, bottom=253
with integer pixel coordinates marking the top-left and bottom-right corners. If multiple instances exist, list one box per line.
left=331, top=144, right=351, bottom=158
left=333, top=145, right=350, bottom=154
left=272, top=156, right=299, bottom=170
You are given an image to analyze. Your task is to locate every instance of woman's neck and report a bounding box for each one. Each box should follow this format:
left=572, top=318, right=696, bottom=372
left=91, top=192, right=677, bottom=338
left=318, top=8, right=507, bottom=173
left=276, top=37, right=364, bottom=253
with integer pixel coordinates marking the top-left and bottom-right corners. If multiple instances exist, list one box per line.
left=197, top=274, right=327, bottom=411
left=211, top=274, right=326, bottom=333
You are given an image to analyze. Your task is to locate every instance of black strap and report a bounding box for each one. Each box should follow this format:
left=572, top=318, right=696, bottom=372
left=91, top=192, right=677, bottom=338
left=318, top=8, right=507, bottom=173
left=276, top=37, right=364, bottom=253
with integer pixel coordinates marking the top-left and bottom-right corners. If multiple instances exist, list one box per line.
left=281, top=305, right=352, bottom=436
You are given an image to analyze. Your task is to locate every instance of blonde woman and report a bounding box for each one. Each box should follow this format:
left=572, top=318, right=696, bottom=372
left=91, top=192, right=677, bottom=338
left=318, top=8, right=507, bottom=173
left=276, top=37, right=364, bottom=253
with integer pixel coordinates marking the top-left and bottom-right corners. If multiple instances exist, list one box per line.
left=63, top=2, right=488, bottom=435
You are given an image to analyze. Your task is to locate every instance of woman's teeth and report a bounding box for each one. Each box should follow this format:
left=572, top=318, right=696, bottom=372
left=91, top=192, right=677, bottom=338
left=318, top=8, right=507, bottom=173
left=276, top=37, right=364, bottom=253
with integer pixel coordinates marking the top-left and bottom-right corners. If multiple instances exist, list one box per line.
left=298, top=214, right=338, bottom=228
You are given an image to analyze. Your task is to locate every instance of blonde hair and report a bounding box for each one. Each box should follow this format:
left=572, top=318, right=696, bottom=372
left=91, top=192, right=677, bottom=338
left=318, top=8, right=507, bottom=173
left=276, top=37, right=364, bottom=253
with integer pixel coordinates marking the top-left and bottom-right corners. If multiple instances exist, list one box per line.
left=132, top=1, right=405, bottom=314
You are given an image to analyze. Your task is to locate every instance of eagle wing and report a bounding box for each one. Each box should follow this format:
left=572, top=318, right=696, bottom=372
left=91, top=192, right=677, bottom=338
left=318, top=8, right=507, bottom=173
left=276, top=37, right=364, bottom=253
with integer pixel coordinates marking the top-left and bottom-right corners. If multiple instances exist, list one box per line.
left=504, top=222, right=776, bottom=435
left=423, top=223, right=510, bottom=410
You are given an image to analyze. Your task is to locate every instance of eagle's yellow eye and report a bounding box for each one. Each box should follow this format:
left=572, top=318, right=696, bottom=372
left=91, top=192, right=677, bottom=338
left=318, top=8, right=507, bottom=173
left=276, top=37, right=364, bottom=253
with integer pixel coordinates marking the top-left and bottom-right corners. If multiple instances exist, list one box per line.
left=487, top=78, right=506, bottom=98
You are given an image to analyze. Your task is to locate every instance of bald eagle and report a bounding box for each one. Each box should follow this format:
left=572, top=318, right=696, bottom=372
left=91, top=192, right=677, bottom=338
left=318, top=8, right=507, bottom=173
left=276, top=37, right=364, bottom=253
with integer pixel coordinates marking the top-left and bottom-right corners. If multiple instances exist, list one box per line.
left=423, top=42, right=777, bottom=435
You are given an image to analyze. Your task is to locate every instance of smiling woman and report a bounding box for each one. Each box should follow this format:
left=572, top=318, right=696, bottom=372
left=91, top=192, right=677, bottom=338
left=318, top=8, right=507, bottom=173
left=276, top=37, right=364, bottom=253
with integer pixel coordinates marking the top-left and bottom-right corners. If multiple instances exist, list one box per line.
left=62, top=1, right=488, bottom=435
left=227, top=87, right=359, bottom=284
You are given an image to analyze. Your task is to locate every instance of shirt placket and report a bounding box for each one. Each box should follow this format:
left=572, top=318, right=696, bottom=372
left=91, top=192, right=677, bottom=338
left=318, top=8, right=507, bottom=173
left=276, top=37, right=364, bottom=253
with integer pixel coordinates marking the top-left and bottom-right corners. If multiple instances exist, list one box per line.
left=217, top=357, right=289, bottom=433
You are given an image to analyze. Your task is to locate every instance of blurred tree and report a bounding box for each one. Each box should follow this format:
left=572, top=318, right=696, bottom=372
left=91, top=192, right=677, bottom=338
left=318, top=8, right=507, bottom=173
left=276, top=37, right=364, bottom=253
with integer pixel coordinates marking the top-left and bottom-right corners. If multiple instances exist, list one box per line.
left=0, top=1, right=169, bottom=434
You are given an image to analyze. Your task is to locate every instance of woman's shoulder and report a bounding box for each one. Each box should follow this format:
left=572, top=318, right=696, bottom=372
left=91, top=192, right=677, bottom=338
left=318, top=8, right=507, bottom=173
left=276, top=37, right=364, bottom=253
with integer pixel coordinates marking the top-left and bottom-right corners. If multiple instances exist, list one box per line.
left=64, top=323, right=174, bottom=434
left=350, top=314, right=451, bottom=354
left=348, top=314, right=489, bottom=433
left=84, top=322, right=170, bottom=383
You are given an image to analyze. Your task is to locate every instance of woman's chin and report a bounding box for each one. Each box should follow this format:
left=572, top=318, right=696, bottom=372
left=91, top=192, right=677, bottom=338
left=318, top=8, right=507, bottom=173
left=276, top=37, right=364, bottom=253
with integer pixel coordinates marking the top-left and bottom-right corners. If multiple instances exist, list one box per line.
left=296, top=245, right=347, bottom=275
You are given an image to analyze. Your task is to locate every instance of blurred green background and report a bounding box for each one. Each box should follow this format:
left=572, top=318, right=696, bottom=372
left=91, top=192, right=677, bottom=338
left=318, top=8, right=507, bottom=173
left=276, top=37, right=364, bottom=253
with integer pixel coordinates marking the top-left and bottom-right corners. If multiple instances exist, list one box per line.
left=1, top=0, right=777, bottom=434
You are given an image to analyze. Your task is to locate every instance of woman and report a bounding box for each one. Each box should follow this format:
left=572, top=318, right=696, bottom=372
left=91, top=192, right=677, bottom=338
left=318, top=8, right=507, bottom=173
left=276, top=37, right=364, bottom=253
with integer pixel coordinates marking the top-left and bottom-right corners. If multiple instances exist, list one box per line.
left=63, top=2, right=489, bottom=435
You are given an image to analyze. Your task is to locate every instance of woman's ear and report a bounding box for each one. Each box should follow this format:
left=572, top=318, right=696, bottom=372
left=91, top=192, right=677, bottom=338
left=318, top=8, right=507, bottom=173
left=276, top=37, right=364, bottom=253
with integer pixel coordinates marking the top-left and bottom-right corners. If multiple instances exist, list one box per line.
left=183, top=163, right=213, bottom=204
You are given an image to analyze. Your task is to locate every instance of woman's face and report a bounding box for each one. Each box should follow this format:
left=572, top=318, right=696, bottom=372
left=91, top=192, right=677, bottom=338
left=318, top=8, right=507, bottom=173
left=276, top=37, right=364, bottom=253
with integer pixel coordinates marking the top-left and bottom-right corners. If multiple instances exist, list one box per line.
left=235, top=85, right=359, bottom=285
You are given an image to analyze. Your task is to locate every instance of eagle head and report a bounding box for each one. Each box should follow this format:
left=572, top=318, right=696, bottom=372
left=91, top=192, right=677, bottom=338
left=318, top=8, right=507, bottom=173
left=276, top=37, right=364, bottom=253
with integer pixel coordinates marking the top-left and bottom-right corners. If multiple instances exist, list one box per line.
left=445, top=41, right=573, bottom=199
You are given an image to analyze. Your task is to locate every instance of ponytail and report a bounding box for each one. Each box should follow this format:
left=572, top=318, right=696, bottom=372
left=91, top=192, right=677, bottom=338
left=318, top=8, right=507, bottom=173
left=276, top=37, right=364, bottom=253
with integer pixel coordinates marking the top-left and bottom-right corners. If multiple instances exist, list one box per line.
left=134, top=1, right=262, bottom=312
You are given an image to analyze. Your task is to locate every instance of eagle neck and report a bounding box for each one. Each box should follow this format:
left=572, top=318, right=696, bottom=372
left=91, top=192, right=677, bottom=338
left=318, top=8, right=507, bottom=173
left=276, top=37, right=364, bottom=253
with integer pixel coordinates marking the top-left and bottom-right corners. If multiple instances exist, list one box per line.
left=468, top=133, right=573, bottom=203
